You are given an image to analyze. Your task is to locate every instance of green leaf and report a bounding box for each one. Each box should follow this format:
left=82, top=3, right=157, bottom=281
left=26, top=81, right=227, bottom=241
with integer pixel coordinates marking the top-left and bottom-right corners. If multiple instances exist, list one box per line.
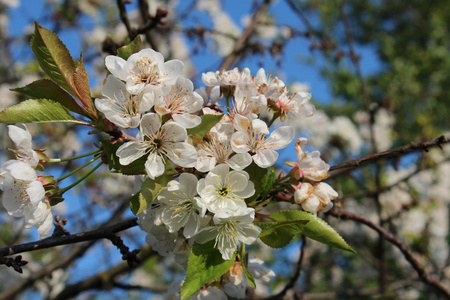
left=244, top=163, right=276, bottom=206
left=12, top=79, right=86, bottom=116
left=270, top=210, right=356, bottom=253
left=117, top=36, right=142, bottom=60
left=100, top=140, right=147, bottom=175
left=131, top=174, right=173, bottom=215
left=31, top=22, right=76, bottom=97
left=257, top=220, right=309, bottom=248
left=238, top=245, right=256, bottom=289
left=181, top=241, right=235, bottom=300
left=186, top=114, right=223, bottom=139
left=129, top=192, right=147, bottom=215
left=73, top=54, right=96, bottom=118
left=0, top=99, right=79, bottom=123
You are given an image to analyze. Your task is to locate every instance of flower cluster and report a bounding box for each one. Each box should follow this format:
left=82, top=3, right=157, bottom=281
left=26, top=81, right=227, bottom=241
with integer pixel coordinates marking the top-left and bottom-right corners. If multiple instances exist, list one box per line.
left=0, top=125, right=53, bottom=238
left=90, top=48, right=339, bottom=296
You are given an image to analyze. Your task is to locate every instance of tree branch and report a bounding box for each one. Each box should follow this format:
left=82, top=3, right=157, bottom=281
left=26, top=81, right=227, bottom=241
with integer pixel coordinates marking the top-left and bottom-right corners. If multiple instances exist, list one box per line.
left=329, top=135, right=449, bottom=177
left=220, top=0, right=272, bottom=70
left=0, top=218, right=138, bottom=257
left=327, top=206, right=450, bottom=298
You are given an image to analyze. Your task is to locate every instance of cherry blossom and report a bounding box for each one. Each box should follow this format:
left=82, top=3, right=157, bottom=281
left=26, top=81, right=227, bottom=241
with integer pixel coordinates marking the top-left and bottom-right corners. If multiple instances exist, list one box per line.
left=95, top=75, right=154, bottom=128
left=116, top=113, right=197, bottom=179
left=7, top=124, right=39, bottom=168
left=231, top=114, right=294, bottom=168
left=194, top=207, right=261, bottom=260
left=294, top=182, right=338, bottom=214
left=105, top=48, right=184, bottom=95
left=197, top=164, right=255, bottom=214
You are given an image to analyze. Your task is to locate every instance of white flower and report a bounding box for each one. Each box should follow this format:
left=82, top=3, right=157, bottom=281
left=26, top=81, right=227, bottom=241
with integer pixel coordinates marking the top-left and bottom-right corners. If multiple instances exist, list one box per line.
left=254, top=68, right=286, bottom=100
left=154, top=76, right=203, bottom=128
left=196, top=130, right=252, bottom=172
left=105, top=48, right=184, bottom=94
left=232, top=82, right=267, bottom=119
left=195, top=208, right=261, bottom=260
left=95, top=75, right=154, bottom=128
left=7, top=124, right=39, bottom=168
left=1, top=161, right=52, bottom=238
left=197, top=164, right=255, bottom=214
left=272, top=91, right=315, bottom=121
left=231, top=114, right=294, bottom=168
left=202, top=67, right=252, bottom=87
left=288, top=138, right=330, bottom=181
left=158, top=173, right=210, bottom=238
left=116, top=113, right=197, bottom=179
left=294, top=182, right=337, bottom=214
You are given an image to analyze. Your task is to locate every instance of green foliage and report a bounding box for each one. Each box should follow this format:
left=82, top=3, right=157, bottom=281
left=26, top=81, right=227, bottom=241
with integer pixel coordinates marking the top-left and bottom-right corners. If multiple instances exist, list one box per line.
left=30, top=22, right=95, bottom=118
left=0, top=99, right=79, bottom=123
left=245, top=163, right=276, bottom=206
left=99, top=140, right=147, bottom=175
left=186, top=114, right=223, bottom=139
left=12, top=79, right=86, bottom=116
left=258, top=220, right=309, bottom=248
left=130, top=173, right=174, bottom=215
left=181, top=241, right=236, bottom=300
left=117, top=36, right=143, bottom=60
left=269, top=210, right=356, bottom=253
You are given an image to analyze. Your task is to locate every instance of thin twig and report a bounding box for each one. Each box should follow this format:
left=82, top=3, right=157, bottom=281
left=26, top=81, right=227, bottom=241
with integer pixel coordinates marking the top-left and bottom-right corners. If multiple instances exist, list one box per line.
left=329, top=136, right=449, bottom=177
left=327, top=206, right=450, bottom=299
left=260, top=236, right=307, bottom=300
left=220, top=0, right=272, bottom=70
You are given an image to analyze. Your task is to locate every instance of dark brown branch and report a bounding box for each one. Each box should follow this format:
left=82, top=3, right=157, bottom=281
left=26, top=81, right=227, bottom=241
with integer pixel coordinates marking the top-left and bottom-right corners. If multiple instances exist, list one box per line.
left=0, top=218, right=138, bottom=257
left=327, top=206, right=450, bottom=299
left=53, top=246, right=157, bottom=300
left=329, top=136, right=449, bottom=177
left=220, top=0, right=272, bottom=70
left=261, top=236, right=307, bottom=300
left=116, top=0, right=136, bottom=39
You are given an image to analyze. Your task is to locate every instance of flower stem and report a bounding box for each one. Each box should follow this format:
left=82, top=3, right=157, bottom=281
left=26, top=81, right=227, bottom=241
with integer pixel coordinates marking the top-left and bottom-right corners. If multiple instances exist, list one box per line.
left=47, top=149, right=102, bottom=163
left=55, top=154, right=102, bottom=182
left=267, top=114, right=279, bottom=128
left=58, top=161, right=103, bottom=195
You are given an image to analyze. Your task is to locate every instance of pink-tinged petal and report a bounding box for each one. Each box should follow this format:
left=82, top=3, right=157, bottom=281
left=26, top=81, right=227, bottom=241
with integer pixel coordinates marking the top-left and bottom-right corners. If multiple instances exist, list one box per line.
left=165, top=142, right=197, bottom=167
left=251, top=119, right=270, bottom=135
left=140, top=113, right=161, bottom=137
left=145, top=153, right=165, bottom=179
left=253, top=148, right=278, bottom=168
left=172, top=113, right=201, bottom=129
left=226, top=153, right=252, bottom=170
left=105, top=56, right=128, bottom=80
left=230, top=132, right=251, bottom=153
left=117, top=141, right=148, bottom=165
left=8, top=124, right=32, bottom=150
left=160, top=122, right=187, bottom=142
left=265, top=126, right=294, bottom=150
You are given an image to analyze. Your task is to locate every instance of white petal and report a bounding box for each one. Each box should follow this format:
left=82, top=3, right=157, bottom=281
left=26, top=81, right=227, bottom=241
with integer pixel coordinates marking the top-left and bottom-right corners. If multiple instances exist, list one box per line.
left=266, top=126, right=294, bottom=150
left=26, top=180, right=45, bottom=207
left=140, top=113, right=161, bottom=136
left=172, top=113, right=201, bottom=129
left=8, top=124, right=32, bottom=150
left=105, top=56, right=128, bottom=80
left=145, top=153, right=165, bottom=179
left=165, top=142, right=197, bottom=167
left=178, top=173, right=198, bottom=197
left=226, top=153, right=252, bottom=170
left=230, top=132, right=251, bottom=153
left=253, top=148, right=278, bottom=168
left=117, top=142, right=147, bottom=165
left=161, top=122, right=187, bottom=142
